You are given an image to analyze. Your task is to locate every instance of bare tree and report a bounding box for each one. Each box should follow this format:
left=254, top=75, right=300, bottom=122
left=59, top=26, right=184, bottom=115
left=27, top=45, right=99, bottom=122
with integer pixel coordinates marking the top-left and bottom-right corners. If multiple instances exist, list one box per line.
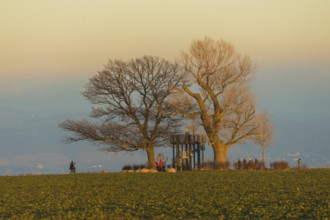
left=59, top=56, right=182, bottom=168
left=252, top=110, right=274, bottom=166
left=177, top=37, right=259, bottom=167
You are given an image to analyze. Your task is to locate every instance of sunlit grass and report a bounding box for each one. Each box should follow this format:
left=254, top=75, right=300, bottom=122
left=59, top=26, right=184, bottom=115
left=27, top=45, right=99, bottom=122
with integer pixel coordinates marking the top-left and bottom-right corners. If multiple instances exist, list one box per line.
left=0, top=169, right=329, bottom=219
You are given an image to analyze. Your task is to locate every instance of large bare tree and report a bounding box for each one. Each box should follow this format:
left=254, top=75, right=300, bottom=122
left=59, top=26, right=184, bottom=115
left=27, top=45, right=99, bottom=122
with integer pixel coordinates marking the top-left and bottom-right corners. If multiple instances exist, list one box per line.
left=252, top=110, right=274, bottom=166
left=177, top=37, right=259, bottom=166
left=59, top=56, right=182, bottom=168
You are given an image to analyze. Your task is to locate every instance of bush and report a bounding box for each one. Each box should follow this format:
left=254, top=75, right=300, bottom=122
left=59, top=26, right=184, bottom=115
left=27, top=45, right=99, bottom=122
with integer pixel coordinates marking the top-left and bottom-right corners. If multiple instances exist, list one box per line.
left=202, top=160, right=230, bottom=170
left=132, top=164, right=146, bottom=171
left=122, top=165, right=133, bottom=171
left=201, top=160, right=214, bottom=170
left=270, top=161, right=290, bottom=170
left=233, top=160, right=266, bottom=170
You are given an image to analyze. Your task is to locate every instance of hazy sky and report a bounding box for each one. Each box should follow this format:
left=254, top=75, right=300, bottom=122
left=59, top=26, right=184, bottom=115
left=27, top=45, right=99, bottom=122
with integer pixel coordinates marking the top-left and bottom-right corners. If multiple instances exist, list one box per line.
left=0, top=1, right=330, bottom=173
left=1, top=1, right=329, bottom=76
left=1, top=1, right=329, bottom=110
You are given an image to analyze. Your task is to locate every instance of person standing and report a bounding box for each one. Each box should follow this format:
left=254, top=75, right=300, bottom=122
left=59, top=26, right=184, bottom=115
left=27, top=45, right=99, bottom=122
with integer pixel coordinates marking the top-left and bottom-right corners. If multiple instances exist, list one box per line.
left=69, top=161, right=76, bottom=174
left=159, top=159, right=164, bottom=172
left=237, top=159, right=242, bottom=170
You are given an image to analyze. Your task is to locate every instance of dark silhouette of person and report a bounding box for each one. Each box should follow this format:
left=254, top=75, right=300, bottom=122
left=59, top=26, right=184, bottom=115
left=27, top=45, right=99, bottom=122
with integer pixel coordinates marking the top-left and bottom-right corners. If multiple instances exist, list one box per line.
left=247, top=158, right=252, bottom=170
left=69, top=161, right=76, bottom=174
left=243, top=159, right=247, bottom=170
left=255, top=158, right=259, bottom=170
left=237, top=159, right=242, bottom=170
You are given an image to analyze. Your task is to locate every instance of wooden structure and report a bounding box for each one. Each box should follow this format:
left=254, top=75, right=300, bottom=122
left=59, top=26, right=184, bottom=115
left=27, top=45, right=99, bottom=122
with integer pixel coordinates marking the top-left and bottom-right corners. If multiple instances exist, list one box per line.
left=170, top=131, right=207, bottom=171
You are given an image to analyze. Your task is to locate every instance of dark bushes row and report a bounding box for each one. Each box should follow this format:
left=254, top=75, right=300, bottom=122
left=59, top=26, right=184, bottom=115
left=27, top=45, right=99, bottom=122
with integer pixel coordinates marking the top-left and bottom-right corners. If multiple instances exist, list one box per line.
left=201, top=160, right=230, bottom=170
left=122, top=164, right=147, bottom=171
left=202, top=160, right=305, bottom=171
left=233, top=160, right=265, bottom=170
left=123, top=160, right=306, bottom=171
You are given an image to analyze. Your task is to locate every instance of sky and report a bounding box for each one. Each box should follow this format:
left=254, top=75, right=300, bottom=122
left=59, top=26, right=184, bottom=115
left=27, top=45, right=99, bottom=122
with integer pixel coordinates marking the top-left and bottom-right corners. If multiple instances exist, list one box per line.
left=0, top=1, right=330, bottom=174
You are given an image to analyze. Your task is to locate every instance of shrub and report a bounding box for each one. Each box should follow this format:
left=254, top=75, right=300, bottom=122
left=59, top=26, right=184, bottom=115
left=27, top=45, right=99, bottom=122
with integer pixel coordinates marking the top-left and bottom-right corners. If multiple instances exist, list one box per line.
left=270, top=161, right=290, bottom=170
left=201, top=160, right=214, bottom=170
left=132, top=164, right=146, bottom=171
left=233, top=160, right=266, bottom=170
left=202, top=160, right=230, bottom=170
left=122, top=165, right=133, bottom=171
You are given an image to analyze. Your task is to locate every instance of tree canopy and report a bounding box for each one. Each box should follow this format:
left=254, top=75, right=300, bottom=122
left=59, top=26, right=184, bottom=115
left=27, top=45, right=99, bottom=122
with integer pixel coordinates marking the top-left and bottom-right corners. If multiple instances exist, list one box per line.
left=60, top=37, right=273, bottom=170
left=59, top=56, right=182, bottom=168
left=176, top=37, right=259, bottom=165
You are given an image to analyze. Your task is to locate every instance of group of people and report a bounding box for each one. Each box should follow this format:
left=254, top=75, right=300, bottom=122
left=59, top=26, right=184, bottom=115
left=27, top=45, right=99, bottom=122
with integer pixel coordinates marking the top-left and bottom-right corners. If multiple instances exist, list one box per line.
left=236, top=158, right=264, bottom=170
left=155, top=152, right=167, bottom=172
left=155, top=159, right=165, bottom=172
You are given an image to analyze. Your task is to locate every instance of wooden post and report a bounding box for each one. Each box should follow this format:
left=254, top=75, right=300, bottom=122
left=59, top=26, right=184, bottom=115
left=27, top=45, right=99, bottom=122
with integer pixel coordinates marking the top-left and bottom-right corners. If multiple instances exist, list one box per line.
left=172, top=144, right=175, bottom=168
left=202, top=144, right=205, bottom=169
left=197, top=142, right=201, bottom=170
left=192, top=129, right=195, bottom=170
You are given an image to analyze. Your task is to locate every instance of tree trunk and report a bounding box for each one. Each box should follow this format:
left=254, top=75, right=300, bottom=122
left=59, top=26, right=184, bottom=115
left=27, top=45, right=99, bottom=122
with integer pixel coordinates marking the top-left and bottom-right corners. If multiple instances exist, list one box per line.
left=261, top=144, right=265, bottom=169
left=212, top=141, right=229, bottom=169
left=146, top=147, right=155, bottom=169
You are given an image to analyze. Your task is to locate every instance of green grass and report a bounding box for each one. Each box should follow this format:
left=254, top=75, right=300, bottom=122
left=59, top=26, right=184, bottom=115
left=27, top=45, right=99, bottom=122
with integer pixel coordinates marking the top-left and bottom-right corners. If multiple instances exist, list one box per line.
left=1, top=169, right=330, bottom=219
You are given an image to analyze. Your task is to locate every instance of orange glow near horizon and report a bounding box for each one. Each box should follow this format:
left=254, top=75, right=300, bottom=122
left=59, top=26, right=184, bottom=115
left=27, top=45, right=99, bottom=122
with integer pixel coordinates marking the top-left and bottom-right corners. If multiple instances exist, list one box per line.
left=0, top=1, right=329, bottom=78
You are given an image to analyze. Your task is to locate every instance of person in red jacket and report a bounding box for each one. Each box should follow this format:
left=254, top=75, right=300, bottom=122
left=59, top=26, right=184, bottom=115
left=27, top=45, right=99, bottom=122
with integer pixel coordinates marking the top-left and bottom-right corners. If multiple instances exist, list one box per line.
left=159, top=160, right=164, bottom=170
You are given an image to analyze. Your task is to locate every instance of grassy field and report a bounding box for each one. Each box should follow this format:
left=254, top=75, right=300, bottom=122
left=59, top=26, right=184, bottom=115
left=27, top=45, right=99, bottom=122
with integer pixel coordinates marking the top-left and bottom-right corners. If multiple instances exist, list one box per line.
left=0, top=169, right=329, bottom=219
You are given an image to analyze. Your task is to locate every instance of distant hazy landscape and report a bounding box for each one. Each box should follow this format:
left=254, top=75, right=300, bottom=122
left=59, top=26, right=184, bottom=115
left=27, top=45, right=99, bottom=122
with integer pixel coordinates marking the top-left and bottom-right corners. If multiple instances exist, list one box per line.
left=0, top=107, right=329, bottom=175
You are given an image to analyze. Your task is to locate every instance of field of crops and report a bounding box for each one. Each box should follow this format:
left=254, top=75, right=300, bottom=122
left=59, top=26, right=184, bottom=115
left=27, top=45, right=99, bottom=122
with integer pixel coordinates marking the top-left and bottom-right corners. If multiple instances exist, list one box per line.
left=0, top=169, right=329, bottom=219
